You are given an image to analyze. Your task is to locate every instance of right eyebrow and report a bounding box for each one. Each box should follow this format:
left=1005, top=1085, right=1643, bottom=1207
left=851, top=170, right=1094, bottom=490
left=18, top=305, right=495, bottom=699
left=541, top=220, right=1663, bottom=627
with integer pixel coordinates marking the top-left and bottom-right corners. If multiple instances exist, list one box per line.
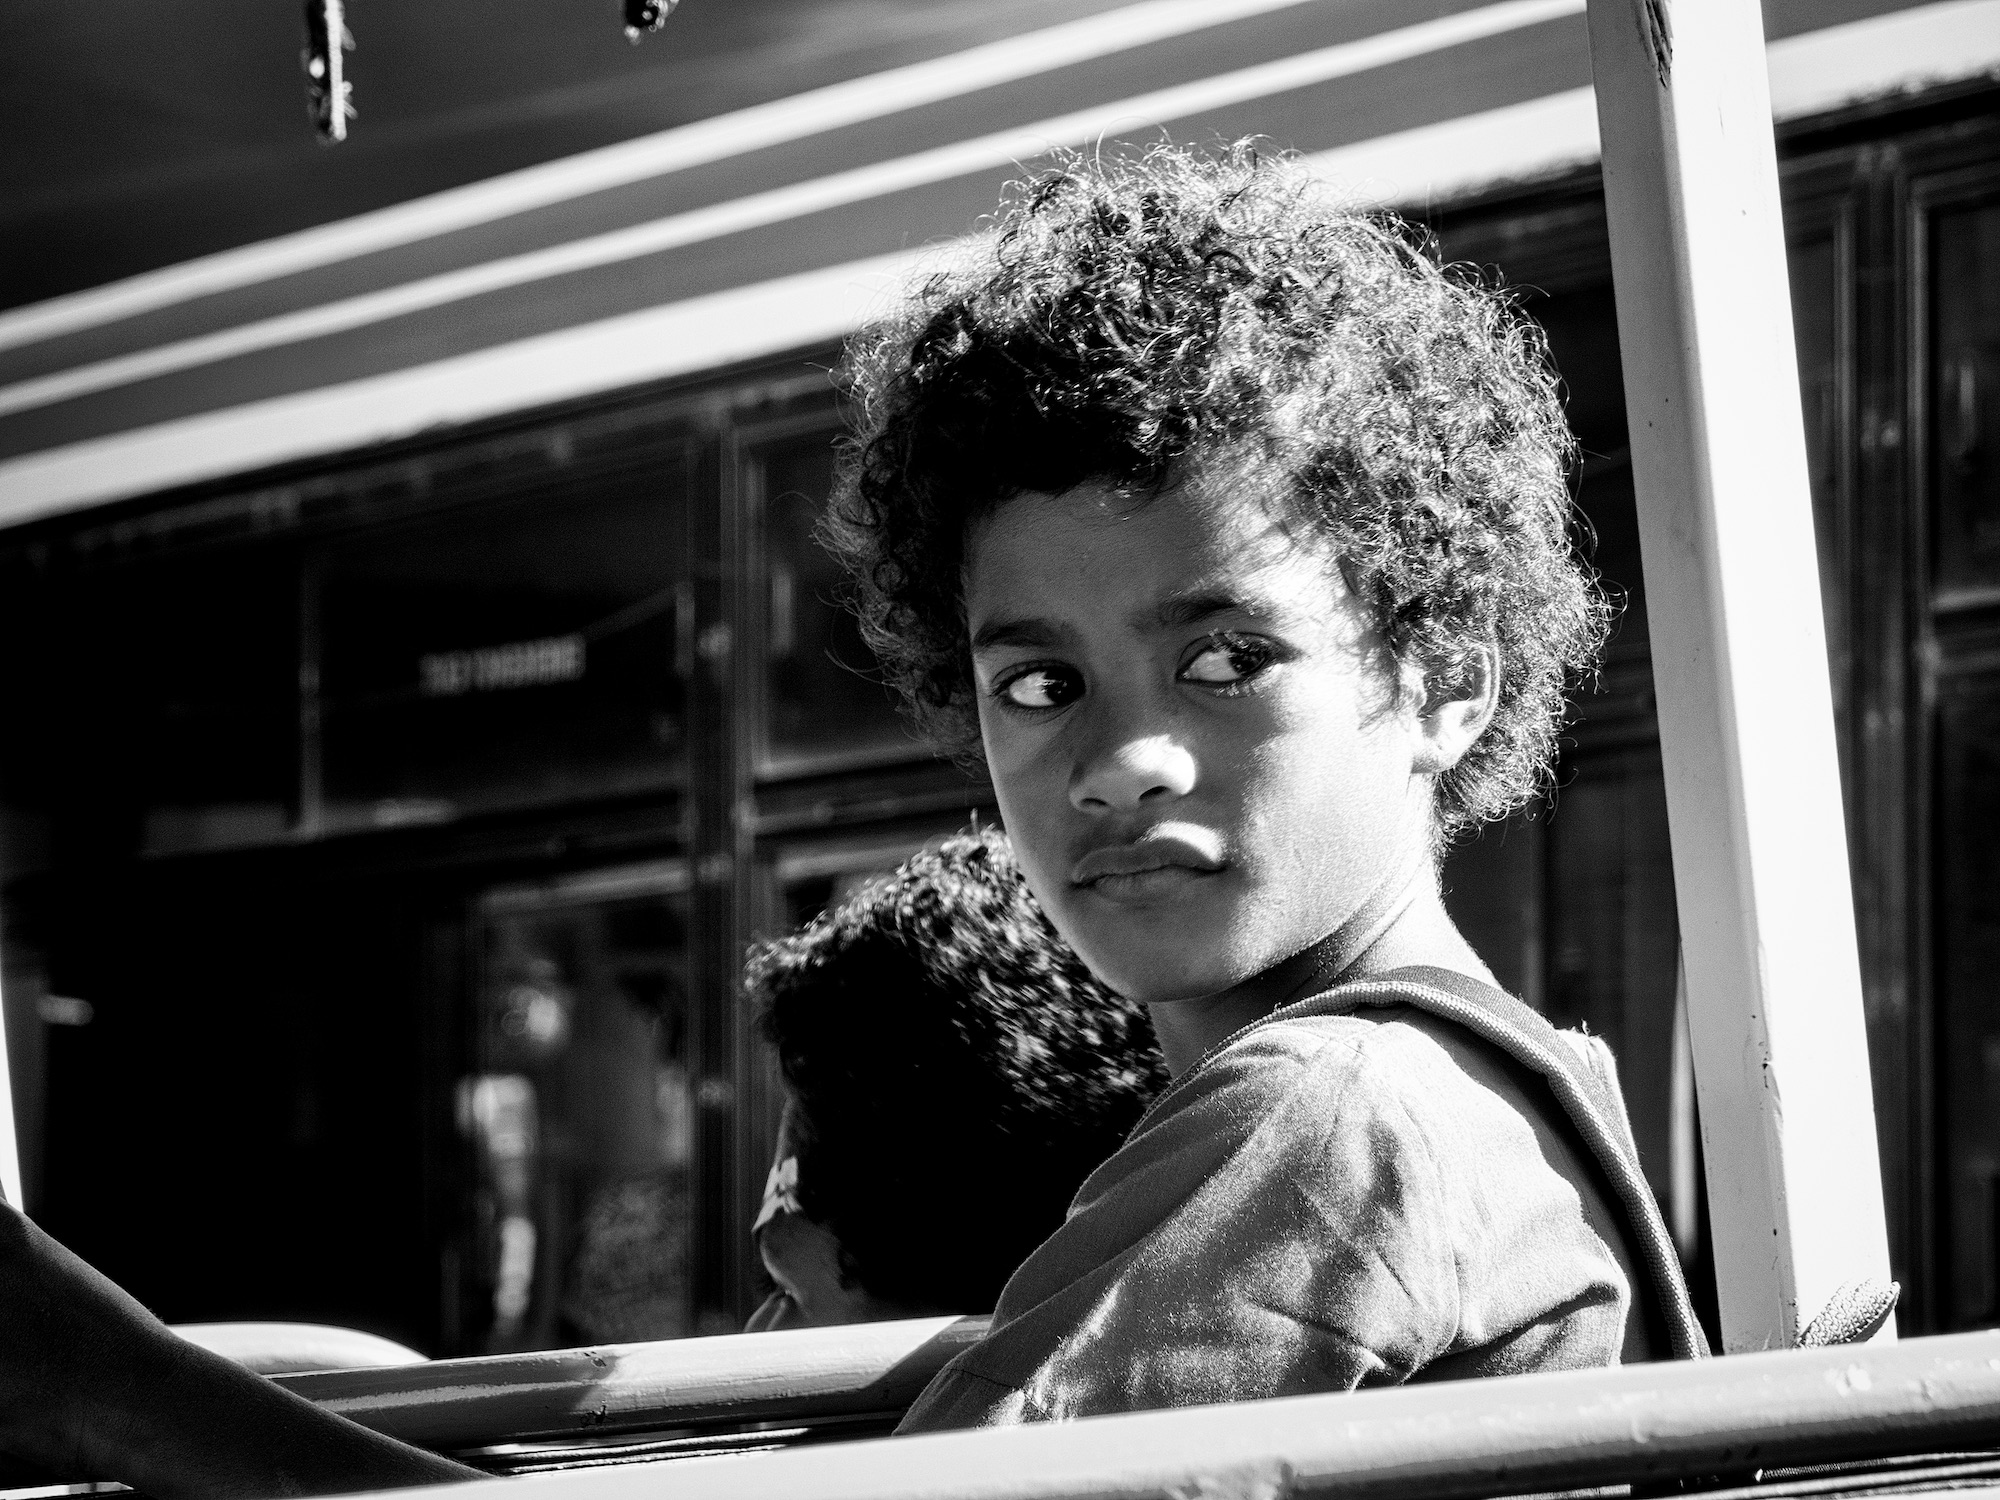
left=970, top=616, right=1068, bottom=652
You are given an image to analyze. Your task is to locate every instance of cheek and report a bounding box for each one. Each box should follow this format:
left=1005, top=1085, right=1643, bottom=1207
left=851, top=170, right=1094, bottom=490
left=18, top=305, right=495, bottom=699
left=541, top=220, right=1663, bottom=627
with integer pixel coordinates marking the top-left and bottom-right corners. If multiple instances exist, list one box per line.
left=1221, top=669, right=1404, bottom=852
left=977, top=703, right=1065, bottom=870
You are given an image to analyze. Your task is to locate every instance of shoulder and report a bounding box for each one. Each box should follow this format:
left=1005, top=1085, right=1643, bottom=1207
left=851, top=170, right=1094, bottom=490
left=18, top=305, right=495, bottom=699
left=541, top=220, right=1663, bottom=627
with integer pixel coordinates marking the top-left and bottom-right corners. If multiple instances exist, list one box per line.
left=1104, top=1003, right=1618, bottom=1280
left=1069, top=1005, right=1528, bottom=1249
left=1136, top=1004, right=1533, bottom=1158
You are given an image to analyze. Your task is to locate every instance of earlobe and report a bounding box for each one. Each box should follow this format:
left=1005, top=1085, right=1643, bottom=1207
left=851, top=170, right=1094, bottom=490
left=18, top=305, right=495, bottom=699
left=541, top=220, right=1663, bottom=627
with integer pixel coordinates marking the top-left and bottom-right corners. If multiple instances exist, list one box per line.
left=1412, top=645, right=1499, bottom=775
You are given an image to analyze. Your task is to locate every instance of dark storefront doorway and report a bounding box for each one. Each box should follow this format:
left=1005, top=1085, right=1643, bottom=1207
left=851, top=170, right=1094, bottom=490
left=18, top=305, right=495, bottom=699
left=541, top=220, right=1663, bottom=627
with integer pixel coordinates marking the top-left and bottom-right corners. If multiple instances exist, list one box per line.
left=465, top=864, right=699, bottom=1350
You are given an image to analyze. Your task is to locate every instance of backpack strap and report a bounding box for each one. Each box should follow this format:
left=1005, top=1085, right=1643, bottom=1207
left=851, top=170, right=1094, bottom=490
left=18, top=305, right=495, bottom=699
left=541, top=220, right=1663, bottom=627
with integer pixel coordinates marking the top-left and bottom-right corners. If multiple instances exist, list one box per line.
left=1293, top=965, right=1711, bottom=1361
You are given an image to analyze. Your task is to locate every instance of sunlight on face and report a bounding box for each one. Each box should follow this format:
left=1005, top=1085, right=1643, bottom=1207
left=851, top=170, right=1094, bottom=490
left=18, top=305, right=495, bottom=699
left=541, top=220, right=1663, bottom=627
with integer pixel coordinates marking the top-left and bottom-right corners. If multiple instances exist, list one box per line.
left=964, top=471, right=1436, bottom=1007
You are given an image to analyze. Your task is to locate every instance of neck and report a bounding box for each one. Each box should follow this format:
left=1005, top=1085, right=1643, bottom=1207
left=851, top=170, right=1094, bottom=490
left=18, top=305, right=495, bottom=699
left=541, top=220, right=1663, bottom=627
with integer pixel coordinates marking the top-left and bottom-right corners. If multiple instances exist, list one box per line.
left=1145, top=861, right=1495, bottom=1077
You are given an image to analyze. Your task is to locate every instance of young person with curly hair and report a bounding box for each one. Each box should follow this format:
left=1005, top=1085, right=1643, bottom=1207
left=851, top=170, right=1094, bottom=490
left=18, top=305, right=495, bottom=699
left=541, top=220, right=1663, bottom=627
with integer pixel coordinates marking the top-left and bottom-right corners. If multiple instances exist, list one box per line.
left=819, top=142, right=1707, bottom=1429
left=0, top=140, right=1704, bottom=1489
left=742, top=827, right=1165, bottom=1330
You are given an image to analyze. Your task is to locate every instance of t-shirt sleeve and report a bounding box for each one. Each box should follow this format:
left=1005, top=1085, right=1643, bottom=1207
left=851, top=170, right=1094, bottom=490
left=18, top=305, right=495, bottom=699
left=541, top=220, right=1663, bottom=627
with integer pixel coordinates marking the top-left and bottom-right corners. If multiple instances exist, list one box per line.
left=900, top=1014, right=1630, bottom=1431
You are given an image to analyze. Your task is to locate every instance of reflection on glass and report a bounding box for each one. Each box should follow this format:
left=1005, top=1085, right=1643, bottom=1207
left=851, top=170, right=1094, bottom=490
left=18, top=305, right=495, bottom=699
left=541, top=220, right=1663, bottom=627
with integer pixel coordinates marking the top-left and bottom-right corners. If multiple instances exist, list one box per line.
left=463, top=881, right=694, bottom=1351
left=318, top=468, right=688, bottom=829
left=758, top=434, right=923, bottom=775
left=1934, top=202, right=2000, bottom=596
left=1789, top=229, right=1849, bottom=739
left=1938, top=683, right=2000, bottom=1326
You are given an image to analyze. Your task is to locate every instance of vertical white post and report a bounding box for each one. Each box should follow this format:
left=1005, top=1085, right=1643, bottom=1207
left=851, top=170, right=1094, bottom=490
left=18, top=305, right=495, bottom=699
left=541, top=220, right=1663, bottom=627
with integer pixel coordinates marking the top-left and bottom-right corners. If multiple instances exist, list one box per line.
left=1584, top=0, right=1893, bottom=1351
left=0, top=970, right=22, bottom=1208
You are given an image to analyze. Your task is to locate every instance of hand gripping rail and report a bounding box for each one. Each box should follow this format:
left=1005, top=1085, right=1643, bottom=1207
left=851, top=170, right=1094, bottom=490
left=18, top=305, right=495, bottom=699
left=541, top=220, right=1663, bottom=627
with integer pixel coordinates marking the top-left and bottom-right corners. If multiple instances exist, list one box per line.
left=301, top=1328, right=2000, bottom=1500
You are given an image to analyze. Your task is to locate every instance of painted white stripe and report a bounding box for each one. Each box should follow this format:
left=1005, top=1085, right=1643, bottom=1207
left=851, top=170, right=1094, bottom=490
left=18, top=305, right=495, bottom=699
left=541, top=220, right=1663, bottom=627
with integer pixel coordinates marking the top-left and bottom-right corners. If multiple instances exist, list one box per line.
left=0, top=249, right=934, bottom=531
left=0, top=0, right=1583, bottom=422
left=1765, top=0, right=2000, bottom=118
left=1306, top=87, right=1600, bottom=209
left=1307, top=0, right=2000, bottom=210
left=2, top=0, right=1995, bottom=527
left=0, top=0, right=1334, bottom=356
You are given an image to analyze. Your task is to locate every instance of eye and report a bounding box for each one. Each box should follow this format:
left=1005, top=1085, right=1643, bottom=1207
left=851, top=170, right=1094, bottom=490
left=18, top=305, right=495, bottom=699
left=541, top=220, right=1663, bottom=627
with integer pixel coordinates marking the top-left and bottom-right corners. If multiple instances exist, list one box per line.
left=1178, top=633, right=1278, bottom=689
left=996, top=665, right=1083, bottom=711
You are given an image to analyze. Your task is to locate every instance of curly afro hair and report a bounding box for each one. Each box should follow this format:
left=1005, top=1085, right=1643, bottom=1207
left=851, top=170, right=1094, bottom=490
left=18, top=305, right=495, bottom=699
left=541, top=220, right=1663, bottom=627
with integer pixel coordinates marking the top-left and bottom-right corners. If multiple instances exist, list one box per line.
left=824, top=143, right=1609, bottom=838
left=750, top=827, right=1165, bottom=1314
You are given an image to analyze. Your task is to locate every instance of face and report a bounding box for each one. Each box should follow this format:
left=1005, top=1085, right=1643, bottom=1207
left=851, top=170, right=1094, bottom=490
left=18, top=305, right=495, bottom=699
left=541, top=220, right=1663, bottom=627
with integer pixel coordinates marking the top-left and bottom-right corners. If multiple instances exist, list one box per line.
left=743, top=1108, right=936, bottom=1331
left=964, top=469, right=1445, bottom=1007
left=745, top=1211, right=880, bottom=1331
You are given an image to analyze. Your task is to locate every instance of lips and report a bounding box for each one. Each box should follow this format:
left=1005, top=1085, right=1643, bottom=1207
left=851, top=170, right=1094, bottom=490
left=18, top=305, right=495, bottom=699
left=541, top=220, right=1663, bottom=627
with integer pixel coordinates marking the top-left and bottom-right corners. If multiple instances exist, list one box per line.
left=1070, top=826, right=1227, bottom=888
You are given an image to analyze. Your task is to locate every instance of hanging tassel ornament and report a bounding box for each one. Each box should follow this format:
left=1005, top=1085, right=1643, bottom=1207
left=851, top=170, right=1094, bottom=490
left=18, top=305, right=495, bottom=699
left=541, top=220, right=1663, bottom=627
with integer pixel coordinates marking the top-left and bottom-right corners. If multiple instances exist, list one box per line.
left=624, top=0, right=679, bottom=43
left=303, top=0, right=355, bottom=143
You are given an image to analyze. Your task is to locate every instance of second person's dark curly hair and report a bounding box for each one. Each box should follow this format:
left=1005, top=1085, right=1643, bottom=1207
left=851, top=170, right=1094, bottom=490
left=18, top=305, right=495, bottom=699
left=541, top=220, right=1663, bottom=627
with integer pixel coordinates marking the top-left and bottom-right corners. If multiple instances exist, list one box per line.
left=824, top=143, right=1609, bottom=838
left=750, top=827, right=1165, bottom=1314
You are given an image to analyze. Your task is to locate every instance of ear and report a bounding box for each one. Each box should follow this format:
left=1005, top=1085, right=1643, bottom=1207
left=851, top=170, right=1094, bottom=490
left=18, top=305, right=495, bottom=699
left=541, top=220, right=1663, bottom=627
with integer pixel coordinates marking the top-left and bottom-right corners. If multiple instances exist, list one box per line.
left=1408, top=643, right=1498, bottom=776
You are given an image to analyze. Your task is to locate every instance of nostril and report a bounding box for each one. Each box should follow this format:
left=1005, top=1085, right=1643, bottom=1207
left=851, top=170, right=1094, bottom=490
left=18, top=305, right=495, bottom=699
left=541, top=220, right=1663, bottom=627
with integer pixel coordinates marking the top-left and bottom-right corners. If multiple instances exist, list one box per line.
left=1072, top=735, right=1196, bottom=811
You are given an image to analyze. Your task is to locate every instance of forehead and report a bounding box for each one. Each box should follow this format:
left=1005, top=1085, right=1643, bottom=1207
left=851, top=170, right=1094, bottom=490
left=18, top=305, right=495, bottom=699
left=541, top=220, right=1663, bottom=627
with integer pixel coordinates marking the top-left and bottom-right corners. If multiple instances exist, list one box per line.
left=964, top=473, right=1337, bottom=631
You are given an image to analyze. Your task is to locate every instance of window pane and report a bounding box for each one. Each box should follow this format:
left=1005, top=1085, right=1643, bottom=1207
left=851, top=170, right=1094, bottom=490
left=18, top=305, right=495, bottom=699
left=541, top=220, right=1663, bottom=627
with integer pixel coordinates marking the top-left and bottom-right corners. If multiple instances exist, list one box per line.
left=21, top=554, right=300, bottom=857
left=757, top=433, right=923, bottom=775
left=1937, top=676, right=2000, bottom=1328
left=1788, top=225, right=1855, bottom=797
left=467, top=881, right=695, bottom=1350
left=318, top=467, right=688, bottom=829
left=1933, top=200, right=2000, bottom=598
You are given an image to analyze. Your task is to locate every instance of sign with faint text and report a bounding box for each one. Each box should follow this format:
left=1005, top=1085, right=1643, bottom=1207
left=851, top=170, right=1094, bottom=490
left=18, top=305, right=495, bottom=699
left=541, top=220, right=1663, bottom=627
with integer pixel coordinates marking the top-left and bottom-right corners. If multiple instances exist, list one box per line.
left=420, top=635, right=586, bottom=697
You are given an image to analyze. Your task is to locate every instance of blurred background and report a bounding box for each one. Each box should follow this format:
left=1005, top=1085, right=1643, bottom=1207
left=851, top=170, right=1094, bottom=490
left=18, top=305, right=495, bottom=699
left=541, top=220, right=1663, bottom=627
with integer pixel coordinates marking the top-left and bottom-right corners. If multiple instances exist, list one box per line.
left=0, top=0, right=1995, bottom=1356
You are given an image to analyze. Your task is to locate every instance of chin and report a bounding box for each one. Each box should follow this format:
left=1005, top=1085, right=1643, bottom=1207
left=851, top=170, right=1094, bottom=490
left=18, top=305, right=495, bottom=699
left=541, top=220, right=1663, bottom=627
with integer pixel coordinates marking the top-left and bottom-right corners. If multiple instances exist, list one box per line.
left=1061, top=912, right=1237, bottom=1005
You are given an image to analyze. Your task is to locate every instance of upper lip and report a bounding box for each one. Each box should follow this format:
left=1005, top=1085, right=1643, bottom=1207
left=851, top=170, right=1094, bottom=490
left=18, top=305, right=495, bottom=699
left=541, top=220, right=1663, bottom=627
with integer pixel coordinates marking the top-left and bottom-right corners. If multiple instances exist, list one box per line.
left=1071, top=830, right=1226, bottom=886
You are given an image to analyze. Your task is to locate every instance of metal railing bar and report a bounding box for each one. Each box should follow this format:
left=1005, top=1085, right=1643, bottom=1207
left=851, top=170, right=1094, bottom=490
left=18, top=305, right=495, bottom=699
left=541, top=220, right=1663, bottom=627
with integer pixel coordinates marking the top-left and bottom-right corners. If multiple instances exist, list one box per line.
left=1674, top=1452, right=2000, bottom=1500
left=309, top=1330, right=2000, bottom=1500
left=272, top=1315, right=985, bottom=1450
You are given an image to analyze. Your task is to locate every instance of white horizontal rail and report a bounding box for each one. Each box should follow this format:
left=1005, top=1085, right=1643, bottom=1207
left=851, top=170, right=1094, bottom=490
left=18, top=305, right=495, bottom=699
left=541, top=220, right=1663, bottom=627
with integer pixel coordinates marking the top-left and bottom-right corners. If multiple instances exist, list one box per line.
left=0, top=969, right=19, bottom=1210
left=312, top=1330, right=2000, bottom=1500
left=0, top=0, right=1582, bottom=422
left=279, top=1316, right=986, bottom=1449
left=1, top=2, right=1990, bottom=534
left=0, top=0, right=1336, bottom=355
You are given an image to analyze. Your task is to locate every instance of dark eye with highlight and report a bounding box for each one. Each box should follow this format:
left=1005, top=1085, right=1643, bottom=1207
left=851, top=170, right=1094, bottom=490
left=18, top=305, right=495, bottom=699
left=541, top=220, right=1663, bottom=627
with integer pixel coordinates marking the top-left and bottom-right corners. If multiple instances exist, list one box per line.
left=996, top=665, right=1084, bottom=711
left=1178, top=633, right=1279, bottom=690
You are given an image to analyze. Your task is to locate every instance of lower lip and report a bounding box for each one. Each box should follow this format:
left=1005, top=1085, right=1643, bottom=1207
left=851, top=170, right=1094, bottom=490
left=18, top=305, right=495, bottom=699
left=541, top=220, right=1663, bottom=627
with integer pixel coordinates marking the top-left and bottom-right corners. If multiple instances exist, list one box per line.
left=1078, top=866, right=1220, bottom=903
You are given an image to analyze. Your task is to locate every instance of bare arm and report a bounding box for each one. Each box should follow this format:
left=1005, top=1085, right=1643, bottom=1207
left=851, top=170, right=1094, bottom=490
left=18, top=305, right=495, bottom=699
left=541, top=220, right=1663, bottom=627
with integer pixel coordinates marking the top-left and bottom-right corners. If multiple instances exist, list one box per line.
left=0, top=1205, right=482, bottom=1500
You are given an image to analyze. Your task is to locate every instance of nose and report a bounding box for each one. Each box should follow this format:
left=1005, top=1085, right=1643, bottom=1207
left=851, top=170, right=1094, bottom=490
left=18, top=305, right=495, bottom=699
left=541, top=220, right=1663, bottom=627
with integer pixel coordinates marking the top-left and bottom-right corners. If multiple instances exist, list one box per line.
left=1070, top=733, right=1197, bottom=813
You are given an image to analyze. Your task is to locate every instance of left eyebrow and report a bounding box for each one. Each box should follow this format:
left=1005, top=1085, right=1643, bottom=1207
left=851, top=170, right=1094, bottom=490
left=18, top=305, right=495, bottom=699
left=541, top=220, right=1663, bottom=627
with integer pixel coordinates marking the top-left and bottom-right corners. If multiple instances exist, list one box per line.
left=970, top=615, right=1068, bottom=652
left=1149, top=590, right=1266, bottom=632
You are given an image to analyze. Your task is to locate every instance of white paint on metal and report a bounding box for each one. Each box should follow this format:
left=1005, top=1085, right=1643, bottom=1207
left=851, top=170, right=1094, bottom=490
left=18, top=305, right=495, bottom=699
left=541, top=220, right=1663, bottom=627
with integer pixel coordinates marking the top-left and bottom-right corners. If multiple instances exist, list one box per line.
left=295, top=1331, right=2000, bottom=1500
left=1668, top=963, right=1700, bottom=1264
left=0, top=0, right=1350, bottom=356
left=0, top=245, right=929, bottom=529
left=1307, top=0, right=2000, bottom=208
left=1585, top=0, right=1894, bottom=1351
left=281, top=1316, right=982, bottom=1447
left=0, top=971, right=21, bottom=1209
left=0, top=1, right=1993, bottom=527
left=1305, top=87, right=1602, bottom=208
left=1766, top=0, right=2000, bottom=118
left=0, top=0, right=1584, bottom=422
left=171, top=1322, right=428, bottom=1375
left=5, top=0, right=1983, bottom=368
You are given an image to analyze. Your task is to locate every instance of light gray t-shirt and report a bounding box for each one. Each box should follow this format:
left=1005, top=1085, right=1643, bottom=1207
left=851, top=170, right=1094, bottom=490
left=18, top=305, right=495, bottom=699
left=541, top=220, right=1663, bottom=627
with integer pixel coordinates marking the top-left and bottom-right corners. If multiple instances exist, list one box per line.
left=900, top=1001, right=1654, bottom=1431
